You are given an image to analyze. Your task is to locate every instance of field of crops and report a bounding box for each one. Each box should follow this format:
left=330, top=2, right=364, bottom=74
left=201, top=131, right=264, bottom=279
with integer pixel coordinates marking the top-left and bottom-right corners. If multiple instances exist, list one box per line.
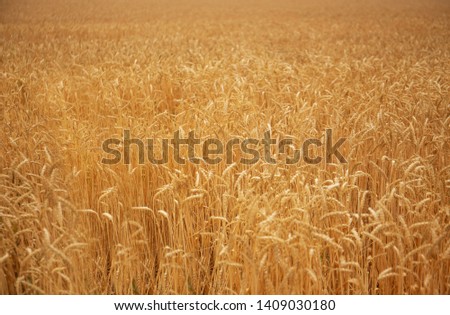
left=1, top=0, right=449, bottom=294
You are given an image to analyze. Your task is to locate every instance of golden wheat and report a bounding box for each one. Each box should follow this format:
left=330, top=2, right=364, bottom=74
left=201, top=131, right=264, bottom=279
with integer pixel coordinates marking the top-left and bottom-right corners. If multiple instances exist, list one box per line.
left=0, top=0, right=449, bottom=294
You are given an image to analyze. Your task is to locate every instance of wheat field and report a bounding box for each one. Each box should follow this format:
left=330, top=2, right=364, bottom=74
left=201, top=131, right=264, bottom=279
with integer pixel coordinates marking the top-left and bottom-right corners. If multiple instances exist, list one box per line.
left=1, top=0, right=449, bottom=295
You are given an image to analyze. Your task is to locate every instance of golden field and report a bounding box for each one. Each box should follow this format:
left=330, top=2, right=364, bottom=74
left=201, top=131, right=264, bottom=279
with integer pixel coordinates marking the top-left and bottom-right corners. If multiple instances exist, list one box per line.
left=0, top=0, right=449, bottom=294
